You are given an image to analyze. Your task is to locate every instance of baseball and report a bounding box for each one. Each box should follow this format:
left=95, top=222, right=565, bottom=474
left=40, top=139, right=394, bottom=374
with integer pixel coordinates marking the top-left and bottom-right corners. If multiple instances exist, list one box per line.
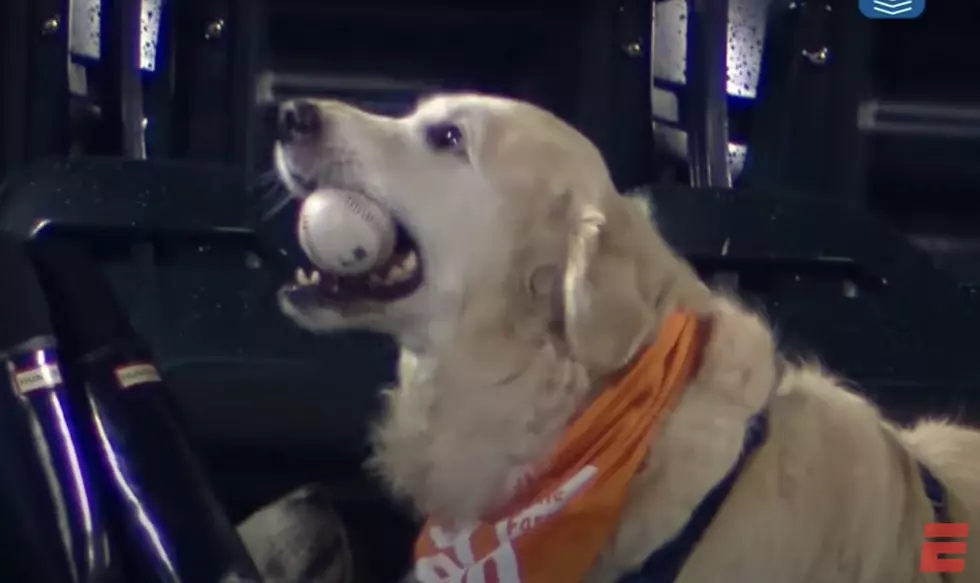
left=297, top=187, right=396, bottom=275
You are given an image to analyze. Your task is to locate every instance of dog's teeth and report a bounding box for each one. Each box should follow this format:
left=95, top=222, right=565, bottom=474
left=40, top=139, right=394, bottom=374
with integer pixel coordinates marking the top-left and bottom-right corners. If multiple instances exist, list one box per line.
left=295, top=268, right=309, bottom=285
left=386, top=265, right=407, bottom=283
left=310, top=270, right=322, bottom=284
left=401, top=250, right=418, bottom=273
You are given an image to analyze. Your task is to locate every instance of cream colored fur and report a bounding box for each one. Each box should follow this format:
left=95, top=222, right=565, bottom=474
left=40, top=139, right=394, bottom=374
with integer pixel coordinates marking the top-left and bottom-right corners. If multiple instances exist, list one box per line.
left=276, top=94, right=980, bottom=582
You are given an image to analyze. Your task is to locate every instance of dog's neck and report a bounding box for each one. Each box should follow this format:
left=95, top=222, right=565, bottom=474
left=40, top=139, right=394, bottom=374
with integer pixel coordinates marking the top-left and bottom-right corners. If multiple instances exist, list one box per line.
left=369, top=327, right=593, bottom=522
left=369, top=313, right=697, bottom=523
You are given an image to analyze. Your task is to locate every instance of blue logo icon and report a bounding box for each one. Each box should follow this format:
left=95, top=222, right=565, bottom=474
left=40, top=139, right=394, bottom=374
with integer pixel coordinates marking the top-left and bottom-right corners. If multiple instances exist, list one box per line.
left=860, top=0, right=925, bottom=19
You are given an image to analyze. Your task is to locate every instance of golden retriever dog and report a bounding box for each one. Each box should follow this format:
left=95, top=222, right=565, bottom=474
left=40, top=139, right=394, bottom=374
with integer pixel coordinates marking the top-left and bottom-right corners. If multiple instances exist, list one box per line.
left=272, top=94, right=980, bottom=582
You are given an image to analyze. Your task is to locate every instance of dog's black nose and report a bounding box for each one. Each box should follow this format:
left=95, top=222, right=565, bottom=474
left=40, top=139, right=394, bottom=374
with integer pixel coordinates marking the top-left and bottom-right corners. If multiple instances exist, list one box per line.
left=278, top=100, right=323, bottom=143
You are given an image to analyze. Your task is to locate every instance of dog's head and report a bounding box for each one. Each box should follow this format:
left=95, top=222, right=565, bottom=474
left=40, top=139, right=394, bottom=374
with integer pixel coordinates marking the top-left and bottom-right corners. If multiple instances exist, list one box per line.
left=274, top=94, right=694, bottom=373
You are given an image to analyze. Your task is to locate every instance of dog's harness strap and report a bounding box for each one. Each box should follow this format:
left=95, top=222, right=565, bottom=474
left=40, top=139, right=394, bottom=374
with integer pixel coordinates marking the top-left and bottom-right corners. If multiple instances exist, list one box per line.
left=616, top=408, right=770, bottom=583
left=919, top=462, right=955, bottom=583
left=614, top=432, right=956, bottom=583
left=613, top=351, right=956, bottom=583
left=919, top=463, right=952, bottom=524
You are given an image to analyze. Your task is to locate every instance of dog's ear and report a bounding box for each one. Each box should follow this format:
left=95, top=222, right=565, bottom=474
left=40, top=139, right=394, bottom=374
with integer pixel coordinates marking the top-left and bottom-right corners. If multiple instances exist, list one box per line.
left=559, top=193, right=653, bottom=375
left=472, top=111, right=659, bottom=373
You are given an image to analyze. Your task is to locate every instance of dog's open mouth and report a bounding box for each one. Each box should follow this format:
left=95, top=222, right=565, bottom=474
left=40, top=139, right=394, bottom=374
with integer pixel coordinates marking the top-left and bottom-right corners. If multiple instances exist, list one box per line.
left=281, top=222, right=424, bottom=308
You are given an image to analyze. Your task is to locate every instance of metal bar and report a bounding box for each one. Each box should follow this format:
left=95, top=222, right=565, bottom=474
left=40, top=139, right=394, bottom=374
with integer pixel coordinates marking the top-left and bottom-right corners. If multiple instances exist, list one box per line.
left=268, top=2, right=547, bottom=27
left=1, top=0, right=30, bottom=176
left=171, top=0, right=231, bottom=162
left=100, top=0, right=145, bottom=158
left=859, top=121, right=980, bottom=140
left=230, top=0, right=262, bottom=176
left=863, top=100, right=980, bottom=122
left=685, top=0, right=732, bottom=188
left=858, top=99, right=980, bottom=138
left=255, top=72, right=437, bottom=103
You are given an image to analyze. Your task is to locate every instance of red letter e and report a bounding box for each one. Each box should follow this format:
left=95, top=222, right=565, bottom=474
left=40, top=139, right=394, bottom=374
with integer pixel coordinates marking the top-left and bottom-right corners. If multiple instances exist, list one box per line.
left=920, top=523, right=969, bottom=574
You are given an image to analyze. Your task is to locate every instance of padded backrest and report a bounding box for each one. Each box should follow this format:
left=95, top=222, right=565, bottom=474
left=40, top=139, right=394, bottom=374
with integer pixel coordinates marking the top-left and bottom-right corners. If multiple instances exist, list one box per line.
left=0, top=159, right=398, bottom=457
left=648, top=185, right=980, bottom=422
left=860, top=4, right=980, bottom=292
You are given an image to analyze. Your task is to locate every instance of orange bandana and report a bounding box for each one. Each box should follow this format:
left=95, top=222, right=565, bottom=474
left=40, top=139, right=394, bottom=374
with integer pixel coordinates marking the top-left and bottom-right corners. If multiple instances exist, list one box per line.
left=413, top=311, right=705, bottom=583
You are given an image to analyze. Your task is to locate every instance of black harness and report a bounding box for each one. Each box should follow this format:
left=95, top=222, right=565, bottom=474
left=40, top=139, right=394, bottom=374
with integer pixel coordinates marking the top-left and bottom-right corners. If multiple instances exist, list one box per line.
left=920, top=463, right=955, bottom=583
left=616, top=411, right=954, bottom=583
left=615, top=408, right=769, bottom=583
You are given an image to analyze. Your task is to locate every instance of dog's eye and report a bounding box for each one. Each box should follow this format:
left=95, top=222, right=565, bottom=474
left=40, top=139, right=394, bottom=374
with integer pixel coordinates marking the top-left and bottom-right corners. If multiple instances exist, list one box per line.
left=424, top=123, right=465, bottom=153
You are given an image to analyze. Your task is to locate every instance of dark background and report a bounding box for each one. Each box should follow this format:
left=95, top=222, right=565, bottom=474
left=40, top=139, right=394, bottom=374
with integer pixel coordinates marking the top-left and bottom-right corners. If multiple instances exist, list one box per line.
left=2, top=1, right=980, bottom=581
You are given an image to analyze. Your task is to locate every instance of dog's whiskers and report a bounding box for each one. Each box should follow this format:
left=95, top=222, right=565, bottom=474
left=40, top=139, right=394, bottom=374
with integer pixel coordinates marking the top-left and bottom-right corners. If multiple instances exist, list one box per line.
left=255, top=169, right=282, bottom=189
left=251, top=169, right=298, bottom=221
left=259, top=186, right=298, bottom=221
left=260, top=193, right=297, bottom=222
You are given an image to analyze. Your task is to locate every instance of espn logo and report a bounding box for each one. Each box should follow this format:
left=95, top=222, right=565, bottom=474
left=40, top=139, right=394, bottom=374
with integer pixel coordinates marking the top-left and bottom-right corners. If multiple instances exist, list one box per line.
left=920, top=523, right=969, bottom=574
